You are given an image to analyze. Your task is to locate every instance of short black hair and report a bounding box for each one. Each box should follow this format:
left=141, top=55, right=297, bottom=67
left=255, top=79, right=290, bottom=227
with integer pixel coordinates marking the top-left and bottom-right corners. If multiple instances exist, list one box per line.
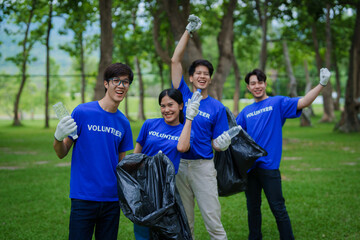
left=245, top=69, right=266, bottom=84
left=158, top=88, right=184, bottom=124
left=104, top=63, right=134, bottom=84
left=188, top=59, right=214, bottom=77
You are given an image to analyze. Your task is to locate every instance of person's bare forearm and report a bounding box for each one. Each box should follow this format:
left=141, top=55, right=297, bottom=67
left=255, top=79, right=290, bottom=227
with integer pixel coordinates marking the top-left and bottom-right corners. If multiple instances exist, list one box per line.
left=177, top=119, right=192, bottom=153
left=171, top=31, right=191, bottom=89
left=297, top=84, right=324, bottom=110
left=53, top=138, right=72, bottom=159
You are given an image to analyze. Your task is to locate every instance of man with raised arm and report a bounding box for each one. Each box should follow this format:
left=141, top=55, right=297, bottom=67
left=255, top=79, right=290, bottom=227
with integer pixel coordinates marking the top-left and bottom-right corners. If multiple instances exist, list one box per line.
left=171, top=15, right=231, bottom=240
left=236, top=68, right=331, bottom=240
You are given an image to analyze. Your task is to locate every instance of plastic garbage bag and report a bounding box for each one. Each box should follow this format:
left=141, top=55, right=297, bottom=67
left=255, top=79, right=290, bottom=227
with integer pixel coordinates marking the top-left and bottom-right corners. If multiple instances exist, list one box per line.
left=116, top=152, right=192, bottom=240
left=214, top=107, right=267, bottom=196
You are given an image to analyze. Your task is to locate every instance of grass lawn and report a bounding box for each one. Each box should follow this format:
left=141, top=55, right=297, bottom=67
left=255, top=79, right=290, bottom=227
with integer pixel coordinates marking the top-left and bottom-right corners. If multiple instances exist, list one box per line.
left=0, top=105, right=359, bottom=239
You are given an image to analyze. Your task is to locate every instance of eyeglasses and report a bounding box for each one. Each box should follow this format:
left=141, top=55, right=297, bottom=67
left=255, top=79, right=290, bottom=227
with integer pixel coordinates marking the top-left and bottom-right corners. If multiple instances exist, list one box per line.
left=109, top=77, right=130, bottom=88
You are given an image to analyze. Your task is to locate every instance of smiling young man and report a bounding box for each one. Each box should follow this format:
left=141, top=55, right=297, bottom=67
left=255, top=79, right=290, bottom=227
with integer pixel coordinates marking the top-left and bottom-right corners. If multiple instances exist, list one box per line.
left=53, top=63, right=134, bottom=240
left=170, top=15, right=231, bottom=240
left=236, top=68, right=331, bottom=240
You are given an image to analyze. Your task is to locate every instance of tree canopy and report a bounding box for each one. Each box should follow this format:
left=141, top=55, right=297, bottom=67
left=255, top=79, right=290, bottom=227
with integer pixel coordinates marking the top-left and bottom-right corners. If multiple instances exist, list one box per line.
left=0, top=0, right=359, bottom=131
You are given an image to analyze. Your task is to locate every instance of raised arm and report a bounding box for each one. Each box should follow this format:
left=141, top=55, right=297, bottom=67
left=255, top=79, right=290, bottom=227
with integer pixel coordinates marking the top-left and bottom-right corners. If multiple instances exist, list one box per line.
left=297, top=68, right=331, bottom=110
left=171, top=14, right=202, bottom=89
left=171, top=31, right=191, bottom=89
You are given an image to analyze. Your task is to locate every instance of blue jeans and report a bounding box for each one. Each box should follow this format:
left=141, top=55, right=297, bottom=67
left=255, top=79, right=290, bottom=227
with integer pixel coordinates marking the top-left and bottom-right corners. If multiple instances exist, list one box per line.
left=245, top=168, right=294, bottom=240
left=134, top=223, right=150, bottom=240
left=69, top=199, right=120, bottom=240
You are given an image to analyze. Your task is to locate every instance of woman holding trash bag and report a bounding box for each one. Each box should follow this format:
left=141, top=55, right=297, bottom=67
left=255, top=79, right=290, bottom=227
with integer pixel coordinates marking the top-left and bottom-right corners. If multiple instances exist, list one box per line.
left=133, top=88, right=201, bottom=240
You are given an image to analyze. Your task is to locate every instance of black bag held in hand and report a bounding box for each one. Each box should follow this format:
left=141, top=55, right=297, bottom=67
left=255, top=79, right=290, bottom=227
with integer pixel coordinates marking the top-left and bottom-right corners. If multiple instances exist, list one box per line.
left=214, top=107, right=267, bottom=197
left=116, top=152, right=192, bottom=240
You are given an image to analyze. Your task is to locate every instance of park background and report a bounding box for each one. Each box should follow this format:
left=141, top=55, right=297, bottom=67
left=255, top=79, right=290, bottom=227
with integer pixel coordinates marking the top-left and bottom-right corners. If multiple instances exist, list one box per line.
left=1, top=0, right=359, bottom=239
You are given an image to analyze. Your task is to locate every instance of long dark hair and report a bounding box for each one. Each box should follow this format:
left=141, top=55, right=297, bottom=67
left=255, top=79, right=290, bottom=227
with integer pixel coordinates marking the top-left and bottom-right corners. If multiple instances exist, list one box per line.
left=158, top=88, right=185, bottom=124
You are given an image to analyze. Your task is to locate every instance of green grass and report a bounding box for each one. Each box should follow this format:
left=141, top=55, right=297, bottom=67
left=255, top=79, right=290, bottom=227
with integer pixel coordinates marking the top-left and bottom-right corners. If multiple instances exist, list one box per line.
left=0, top=106, right=359, bottom=239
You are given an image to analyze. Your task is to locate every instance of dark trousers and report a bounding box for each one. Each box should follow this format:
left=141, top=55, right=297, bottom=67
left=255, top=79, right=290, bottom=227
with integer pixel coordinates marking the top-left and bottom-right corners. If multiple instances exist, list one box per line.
left=245, top=168, right=294, bottom=240
left=69, top=199, right=120, bottom=240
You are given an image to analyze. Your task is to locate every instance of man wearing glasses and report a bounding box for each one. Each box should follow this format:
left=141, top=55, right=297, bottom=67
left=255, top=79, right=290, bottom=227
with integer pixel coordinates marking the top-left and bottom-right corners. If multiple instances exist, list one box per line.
left=53, top=63, right=134, bottom=240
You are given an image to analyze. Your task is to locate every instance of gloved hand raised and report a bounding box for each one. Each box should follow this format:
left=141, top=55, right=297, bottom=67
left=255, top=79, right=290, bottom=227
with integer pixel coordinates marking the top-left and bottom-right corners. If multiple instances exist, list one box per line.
left=54, top=116, right=77, bottom=141
left=186, top=96, right=202, bottom=121
left=320, top=68, right=331, bottom=86
left=213, top=131, right=231, bottom=151
left=186, top=14, right=202, bottom=37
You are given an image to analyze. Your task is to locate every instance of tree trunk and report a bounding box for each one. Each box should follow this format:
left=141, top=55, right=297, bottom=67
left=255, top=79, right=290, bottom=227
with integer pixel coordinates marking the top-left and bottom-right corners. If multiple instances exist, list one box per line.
left=312, top=21, right=335, bottom=122
left=13, top=0, right=37, bottom=126
left=333, top=52, right=341, bottom=111
left=45, top=0, right=53, bottom=128
left=282, top=40, right=297, bottom=97
left=312, top=23, right=323, bottom=71
left=336, top=2, right=360, bottom=132
left=321, top=4, right=335, bottom=122
left=159, top=0, right=202, bottom=83
left=209, top=0, right=237, bottom=100
left=93, top=0, right=113, bottom=101
left=157, top=59, right=165, bottom=90
left=124, top=96, right=133, bottom=121
left=124, top=59, right=132, bottom=121
left=232, top=55, right=241, bottom=117
left=80, top=32, right=86, bottom=103
left=152, top=7, right=171, bottom=65
left=130, top=9, right=145, bottom=120
left=300, top=60, right=312, bottom=126
left=304, top=59, right=315, bottom=116
left=135, top=57, right=146, bottom=120
left=255, top=0, right=268, bottom=71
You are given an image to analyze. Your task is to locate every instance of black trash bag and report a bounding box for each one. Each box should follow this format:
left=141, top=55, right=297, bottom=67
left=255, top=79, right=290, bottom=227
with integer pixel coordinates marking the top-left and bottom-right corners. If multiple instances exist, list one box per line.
left=214, top=107, right=267, bottom=197
left=116, top=152, right=192, bottom=240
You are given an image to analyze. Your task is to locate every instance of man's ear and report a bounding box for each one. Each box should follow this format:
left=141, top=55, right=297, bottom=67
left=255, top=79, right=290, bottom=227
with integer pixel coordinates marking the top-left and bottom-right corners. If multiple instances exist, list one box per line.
left=189, top=75, right=193, bottom=83
left=104, top=80, right=108, bottom=89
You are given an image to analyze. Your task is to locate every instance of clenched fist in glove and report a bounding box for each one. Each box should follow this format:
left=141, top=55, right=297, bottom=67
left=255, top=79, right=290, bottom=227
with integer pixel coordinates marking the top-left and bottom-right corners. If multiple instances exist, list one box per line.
left=186, top=14, right=202, bottom=37
left=213, top=131, right=231, bottom=151
left=319, top=68, right=331, bottom=86
left=54, top=116, right=77, bottom=141
left=186, top=97, right=202, bottom=121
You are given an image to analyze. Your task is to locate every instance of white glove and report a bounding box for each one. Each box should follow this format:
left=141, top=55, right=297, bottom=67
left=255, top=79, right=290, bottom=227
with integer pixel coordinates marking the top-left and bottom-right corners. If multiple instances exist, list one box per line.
left=54, top=116, right=77, bottom=141
left=186, top=99, right=201, bottom=121
left=186, top=14, right=202, bottom=37
left=213, top=132, right=231, bottom=151
left=320, top=68, right=331, bottom=86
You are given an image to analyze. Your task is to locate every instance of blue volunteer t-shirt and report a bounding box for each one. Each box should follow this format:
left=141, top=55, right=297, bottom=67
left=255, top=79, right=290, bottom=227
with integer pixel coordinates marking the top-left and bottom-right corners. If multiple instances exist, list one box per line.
left=137, top=118, right=191, bottom=173
left=177, top=77, right=229, bottom=160
left=70, top=101, right=133, bottom=201
left=236, top=96, right=301, bottom=170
